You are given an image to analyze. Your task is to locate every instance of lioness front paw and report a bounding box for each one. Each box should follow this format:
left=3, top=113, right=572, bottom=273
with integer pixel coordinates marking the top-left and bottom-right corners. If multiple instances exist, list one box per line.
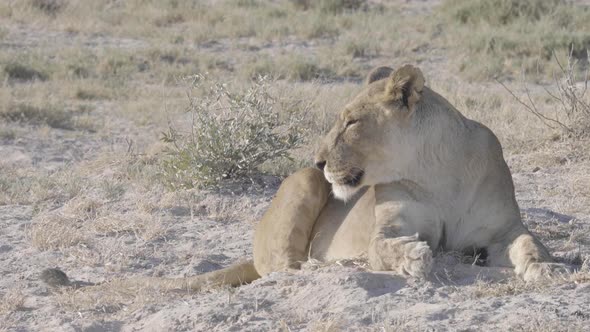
left=369, top=234, right=433, bottom=279
left=523, top=262, right=570, bottom=282
left=401, top=240, right=433, bottom=278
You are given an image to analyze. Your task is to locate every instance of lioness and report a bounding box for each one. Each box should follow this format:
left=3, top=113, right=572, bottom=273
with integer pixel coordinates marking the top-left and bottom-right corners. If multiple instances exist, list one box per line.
left=43, top=65, right=566, bottom=291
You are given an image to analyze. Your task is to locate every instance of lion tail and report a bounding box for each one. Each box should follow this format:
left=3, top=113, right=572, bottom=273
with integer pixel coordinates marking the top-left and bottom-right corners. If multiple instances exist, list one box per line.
left=41, top=260, right=260, bottom=292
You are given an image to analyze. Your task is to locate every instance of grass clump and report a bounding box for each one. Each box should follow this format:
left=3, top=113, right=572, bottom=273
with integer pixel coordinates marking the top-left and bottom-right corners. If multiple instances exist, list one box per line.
left=30, top=0, right=67, bottom=15
left=446, top=0, right=560, bottom=25
left=439, top=0, right=590, bottom=79
left=0, top=127, right=16, bottom=140
left=317, top=0, right=367, bottom=14
left=292, top=0, right=367, bottom=14
left=340, top=36, right=380, bottom=58
left=0, top=289, right=26, bottom=315
left=0, top=103, right=73, bottom=129
left=75, top=87, right=111, bottom=100
left=3, top=62, right=48, bottom=81
left=244, top=54, right=349, bottom=82
left=161, top=75, right=306, bottom=189
left=284, top=58, right=335, bottom=81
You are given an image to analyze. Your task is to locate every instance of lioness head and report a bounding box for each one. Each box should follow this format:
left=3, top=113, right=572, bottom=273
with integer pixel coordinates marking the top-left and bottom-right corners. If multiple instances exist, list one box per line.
left=314, top=64, right=425, bottom=200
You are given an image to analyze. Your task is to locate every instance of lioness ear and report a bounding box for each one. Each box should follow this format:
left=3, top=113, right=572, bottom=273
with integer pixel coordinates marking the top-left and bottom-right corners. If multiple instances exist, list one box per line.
left=383, top=64, right=425, bottom=110
left=366, top=66, right=393, bottom=84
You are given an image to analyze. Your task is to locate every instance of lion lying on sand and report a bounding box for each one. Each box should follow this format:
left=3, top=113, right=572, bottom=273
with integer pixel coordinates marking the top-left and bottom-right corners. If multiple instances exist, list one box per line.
left=42, top=65, right=567, bottom=291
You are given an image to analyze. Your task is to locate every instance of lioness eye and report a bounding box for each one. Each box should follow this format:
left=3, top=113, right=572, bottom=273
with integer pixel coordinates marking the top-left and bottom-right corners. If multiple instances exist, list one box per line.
left=345, top=119, right=359, bottom=128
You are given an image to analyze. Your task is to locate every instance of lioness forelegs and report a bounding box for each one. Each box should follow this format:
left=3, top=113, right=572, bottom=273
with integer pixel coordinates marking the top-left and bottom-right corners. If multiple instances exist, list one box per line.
left=488, top=226, right=569, bottom=282
left=368, top=183, right=436, bottom=278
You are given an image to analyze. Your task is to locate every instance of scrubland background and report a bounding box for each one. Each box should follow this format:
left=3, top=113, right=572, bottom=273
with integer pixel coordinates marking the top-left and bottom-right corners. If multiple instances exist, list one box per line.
left=1, top=0, right=590, bottom=331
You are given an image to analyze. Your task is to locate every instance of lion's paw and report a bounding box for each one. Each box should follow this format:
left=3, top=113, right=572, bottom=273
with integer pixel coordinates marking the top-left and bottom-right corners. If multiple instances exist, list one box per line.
left=401, top=240, right=433, bottom=278
left=523, top=262, right=570, bottom=282
left=369, top=234, right=432, bottom=279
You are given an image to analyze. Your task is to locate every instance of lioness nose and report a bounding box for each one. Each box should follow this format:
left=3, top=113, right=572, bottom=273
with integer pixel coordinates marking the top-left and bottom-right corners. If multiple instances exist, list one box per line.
left=315, top=160, right=326, bottom=171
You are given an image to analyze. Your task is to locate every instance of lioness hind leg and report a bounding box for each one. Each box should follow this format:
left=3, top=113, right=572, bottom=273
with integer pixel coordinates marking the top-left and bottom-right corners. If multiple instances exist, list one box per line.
left=253, top=168, right=331, bottom=276
left=488, top=227, right=570, bottom=282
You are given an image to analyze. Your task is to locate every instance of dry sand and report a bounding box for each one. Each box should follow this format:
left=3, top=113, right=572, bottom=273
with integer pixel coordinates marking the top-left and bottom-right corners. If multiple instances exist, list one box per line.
left=1, top=1, right=589, bottom=331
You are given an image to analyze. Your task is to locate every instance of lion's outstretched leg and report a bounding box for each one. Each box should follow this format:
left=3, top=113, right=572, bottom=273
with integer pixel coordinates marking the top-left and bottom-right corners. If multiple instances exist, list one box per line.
left=488, top=226, right=569, bottom=282
left=253, top=167, right=331, bottom=276
left=368, top=182, right=439, bottom=278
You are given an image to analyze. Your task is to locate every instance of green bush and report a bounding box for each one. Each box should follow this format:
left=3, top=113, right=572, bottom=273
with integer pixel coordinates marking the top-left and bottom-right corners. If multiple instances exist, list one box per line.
left=161, top=75, right=306, bottom=189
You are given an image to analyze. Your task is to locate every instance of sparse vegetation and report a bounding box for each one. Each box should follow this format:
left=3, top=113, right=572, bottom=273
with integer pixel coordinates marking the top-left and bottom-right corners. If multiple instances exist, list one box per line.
left=0, top=167, right=85, bottom=206
left=282, top=58, right=334, bottom=82
left=291, top=0, right=367, bottom=14
left=470, top=278, right=539, bottom=298
left=0, top=127, right=16, bottom=140
left=3, top=62, right=48, bottom=81
left=0, top=288, right=25, bottom=315
left=30, top=214, right=88, bottom=250
left=498, top=48, right=590, bottom=138
left=161, top=75, right=306, bottom=189
left=438, top=0, right=590, bottom=79
left=30, top=0, right=66, bottom=16
left=341, top=36, right=380, bottom=58
left=75, top=87, right=110, bottom=100
left=0, top=103, right=73, bottom=129
left=243, top=53, right=362, bottom=82
left=0, top=0, right=589, bottom=330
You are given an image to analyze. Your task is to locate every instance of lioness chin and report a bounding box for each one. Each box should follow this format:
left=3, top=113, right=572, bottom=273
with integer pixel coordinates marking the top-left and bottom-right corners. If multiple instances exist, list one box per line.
left=42, top=65, right=569, bottom=292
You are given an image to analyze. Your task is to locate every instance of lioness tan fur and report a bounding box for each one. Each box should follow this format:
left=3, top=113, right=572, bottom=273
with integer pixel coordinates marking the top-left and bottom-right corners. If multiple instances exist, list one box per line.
left=43, top=65, right=567, bottom=291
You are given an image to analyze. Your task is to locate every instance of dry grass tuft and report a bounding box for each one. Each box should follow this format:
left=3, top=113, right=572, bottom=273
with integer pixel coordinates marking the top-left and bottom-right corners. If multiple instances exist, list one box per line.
left=510, top=318, right=587, bottom=332
left=311, top=318, right=344, bottom=332
left=3, top=62, right=48, bottom=81
left=0, top=166, right=85, bottom=206
left=30, top=0, right=67, bottom=16
left=0, top=103, right=73, bottom=129
left=570, top=258, right=590, bottom=284
left=29, top=214, right=88, bottom=250
left=53, top=282, right=169, bottom=316
left=243, top=54, right=347, bottom=82
left=571, top=272, right=590, bottom=284
left=0, top=126, right=16, bottom=140
left=91, top=213, right=165, bottom=241
left=292, top=0, right=367, bottom=14
left=74, top=88, right=110, bottom=101
left=0, top=288, right=26, bottom=315
left=470, top=269, right=590, bottom=300
left=381, top=316, right=417, bottom=332
left=470, top=277, right=541, bottom=298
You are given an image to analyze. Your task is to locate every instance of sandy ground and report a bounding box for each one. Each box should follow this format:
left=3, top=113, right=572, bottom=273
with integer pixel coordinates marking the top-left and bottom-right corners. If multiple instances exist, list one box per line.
left=2, top=2, right=590, bottom=331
